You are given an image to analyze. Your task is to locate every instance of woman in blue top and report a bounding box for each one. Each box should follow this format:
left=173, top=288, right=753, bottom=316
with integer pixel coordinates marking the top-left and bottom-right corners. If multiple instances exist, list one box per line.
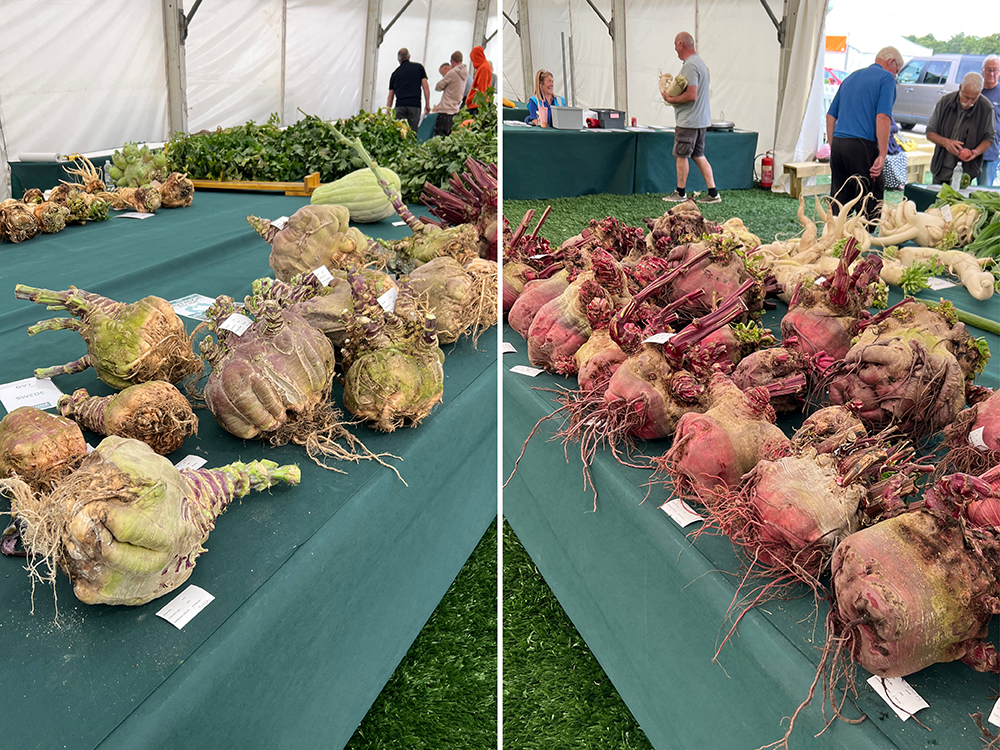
left=525, top=70, right=565, bottom=126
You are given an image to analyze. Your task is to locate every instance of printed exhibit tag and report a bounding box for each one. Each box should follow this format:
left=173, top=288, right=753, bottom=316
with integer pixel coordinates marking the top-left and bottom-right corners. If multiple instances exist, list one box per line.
left=169, top=293, right=216, bottom=321
left=0, top=377, right=64, bottom=413
left=174, top=455, right=208, bottom=470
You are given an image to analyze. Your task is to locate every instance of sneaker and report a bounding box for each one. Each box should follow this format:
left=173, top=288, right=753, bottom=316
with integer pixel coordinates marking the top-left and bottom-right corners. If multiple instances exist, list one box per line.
left=698, top=193, right=722, bottom=204
left=662, top=191, right=687, bottom=202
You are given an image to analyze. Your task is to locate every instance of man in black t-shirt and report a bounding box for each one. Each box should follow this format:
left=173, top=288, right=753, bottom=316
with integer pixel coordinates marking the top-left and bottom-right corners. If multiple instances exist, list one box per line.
left=387, top=48, right=429, bottom=131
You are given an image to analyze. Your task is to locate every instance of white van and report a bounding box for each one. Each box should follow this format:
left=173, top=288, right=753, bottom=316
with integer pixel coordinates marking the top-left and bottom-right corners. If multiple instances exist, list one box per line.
left=893, top=54, right=992, bottom=129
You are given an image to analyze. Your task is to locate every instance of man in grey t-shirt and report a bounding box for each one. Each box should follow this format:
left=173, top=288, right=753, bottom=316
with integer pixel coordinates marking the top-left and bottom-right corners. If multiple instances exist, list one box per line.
left=661, top=32, right=720, bottom=203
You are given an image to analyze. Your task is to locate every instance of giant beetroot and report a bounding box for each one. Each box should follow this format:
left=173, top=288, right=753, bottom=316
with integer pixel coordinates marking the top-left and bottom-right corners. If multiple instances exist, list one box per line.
left=826, top=299, right=987, bottom=436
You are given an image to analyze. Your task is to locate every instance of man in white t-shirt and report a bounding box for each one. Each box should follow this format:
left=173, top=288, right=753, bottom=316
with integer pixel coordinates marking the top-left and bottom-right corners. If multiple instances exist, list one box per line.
left=661, top=32, right=720, bottom=204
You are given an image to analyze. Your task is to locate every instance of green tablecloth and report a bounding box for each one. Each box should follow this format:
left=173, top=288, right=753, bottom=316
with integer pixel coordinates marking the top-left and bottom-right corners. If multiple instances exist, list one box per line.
left=502, top=107, right=530, bottom=122
left=503, top=125, right=638, bottom=199
left=633, top=129, right=758, bottom=193
left=502, top=285, right=999, bottom=750
left=0, top=192, right=497, bottom=750
left=503, top=125, right=759, bottom=199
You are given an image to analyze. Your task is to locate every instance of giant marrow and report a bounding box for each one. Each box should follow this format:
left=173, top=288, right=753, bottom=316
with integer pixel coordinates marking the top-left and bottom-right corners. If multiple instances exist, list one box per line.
left=311, top=167, right=401, bottom=223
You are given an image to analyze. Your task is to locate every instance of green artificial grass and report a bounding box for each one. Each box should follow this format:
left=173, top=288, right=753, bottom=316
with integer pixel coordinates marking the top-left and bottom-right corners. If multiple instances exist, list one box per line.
left=503, top=519, right=654, bottom=750
left=345, top=517, right=498, bottom=750
left=504, top=186, right=905, bottom=248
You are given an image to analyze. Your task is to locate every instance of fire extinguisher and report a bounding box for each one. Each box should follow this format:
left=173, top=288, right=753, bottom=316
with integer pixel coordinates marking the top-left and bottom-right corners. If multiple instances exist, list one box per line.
left=760, top=151, right=774, bottom=190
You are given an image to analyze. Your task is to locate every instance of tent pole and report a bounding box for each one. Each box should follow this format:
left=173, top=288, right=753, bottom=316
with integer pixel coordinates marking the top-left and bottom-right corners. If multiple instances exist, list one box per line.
left=362, top=0, right=383, bottom=113
left=473, top=0, right=490, bottom=48
left=280, top=0, right=287, bottom=125
left=162, top=0, right=188, bottom=136
left=517, top=0, right=534, bottom=101
left=611, top=0, right=627, bottom=112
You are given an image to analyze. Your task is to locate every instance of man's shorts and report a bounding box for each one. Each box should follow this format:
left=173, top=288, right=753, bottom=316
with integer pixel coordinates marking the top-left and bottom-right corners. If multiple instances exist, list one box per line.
left=673, top=126, right=707, bottom=159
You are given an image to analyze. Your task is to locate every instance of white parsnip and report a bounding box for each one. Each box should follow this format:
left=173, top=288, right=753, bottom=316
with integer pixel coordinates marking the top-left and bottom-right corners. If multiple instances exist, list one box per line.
left=879, top=245, right=994, bottom=300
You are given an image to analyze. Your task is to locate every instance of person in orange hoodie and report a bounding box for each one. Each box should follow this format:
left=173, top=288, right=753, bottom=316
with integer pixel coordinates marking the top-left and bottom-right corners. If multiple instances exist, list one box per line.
left=465, top=46, right=493, bottom=117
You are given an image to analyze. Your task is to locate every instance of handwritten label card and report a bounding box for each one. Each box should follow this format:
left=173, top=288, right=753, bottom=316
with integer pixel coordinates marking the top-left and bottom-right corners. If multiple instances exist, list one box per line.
left=174, top=455, right=208, bottom=470
left=940, top=204, right=954, bottom=223
left=866, top=676, right=928, bottom=721
left=116, top=212, right=156, bottom=220
left=310, top=265, right=335, bottom=287
left=169, top=294, right=216, bottom=322
left=0, top=377, right=64, bottom=413
left=502, top=342, right=517, bottom=354
left=219, top=313, right=254, bottom=336
left=271, top=216, right=289, bottom=230
left=156, top=586, right=215, bottom=629
left=510, top=365, right=543, bottom=377
left=377, top=287, right=399, bottom=314
left=643, top=332, right=676, bottom=345
left=989, top=696, right=1000, bottom=727
left=969, top=427, right=988, bottom=450
left=659, top=498, right=704, bottom=527
left=926, top=277, right=957, bottom=290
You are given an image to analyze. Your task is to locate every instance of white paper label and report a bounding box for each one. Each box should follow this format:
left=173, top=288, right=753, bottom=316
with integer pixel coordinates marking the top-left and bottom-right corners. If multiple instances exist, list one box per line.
left=0, top=377, right=64, bottom=413
left=926, top=276, right=957, bottom=290
left=377, top=287, right=398, bottom=313
left=310, top=265, right=335, bottom=287
left=940, top=204, right=954, bottom=223
left=989, top=696, right=1000, bottom=728
left=116, top=211, right=156, bottom=220
left=169, top=293, right=216, bottom=322
left=643, top=332, right=676, bottom=344
left=814, top=276, right=827, bottom=285
left=502, top=342, right=517, bottom=354
left=659, top=498, right=704, bottom=527
left=174, top=454, right=208, bottom=470
left=866, top=676, right=929, bottom=721
left=219, top=313, right=254, bottom=336
left=271, top=216, right=289, bottom=230
left=529, top=254, right=548, bottom=259
left=86, top=442, right=95, bottom=453
left=510, top=365, right=544, bottom=377
left=968, top=426, right=989, bottom=450
left=156, top=585, right=215, bottom=629
left=392, top=220, right=407, bottom=227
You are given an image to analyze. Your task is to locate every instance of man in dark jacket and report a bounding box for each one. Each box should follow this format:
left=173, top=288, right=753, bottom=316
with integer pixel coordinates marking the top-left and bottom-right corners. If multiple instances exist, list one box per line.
left=926, top=72, right=996, bottom=185
left=387, top=48, right=429, bottom=131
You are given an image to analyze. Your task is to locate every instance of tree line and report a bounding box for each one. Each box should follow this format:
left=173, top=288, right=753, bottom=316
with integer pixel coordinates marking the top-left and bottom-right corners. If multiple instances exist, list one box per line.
left=904, top=33, right=1000, bottom=55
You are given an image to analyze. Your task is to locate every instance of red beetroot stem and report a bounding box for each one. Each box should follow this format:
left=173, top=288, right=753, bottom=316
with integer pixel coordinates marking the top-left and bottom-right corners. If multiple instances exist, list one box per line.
left=666, top=278, right=753, bottom=352
left=528, top=206, right=553, bottom=242
left=827, top=237, right=860, bottom=308
left=509, top=210, right=535, bottom=248
left=766, top=373, right=808, bottom=397
left=856, top=296, right=916, bottom=332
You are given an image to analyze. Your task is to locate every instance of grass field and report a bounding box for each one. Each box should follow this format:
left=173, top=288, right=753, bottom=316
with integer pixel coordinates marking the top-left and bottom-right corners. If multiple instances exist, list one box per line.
left=344, top=518, right=498, bottom=749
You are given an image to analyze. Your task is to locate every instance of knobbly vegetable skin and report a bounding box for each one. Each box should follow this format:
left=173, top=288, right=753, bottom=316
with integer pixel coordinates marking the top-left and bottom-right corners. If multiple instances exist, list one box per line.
left=405, top=255, right=498, bottom=344
left=0, top=407, right=87, bottom=490
left=57, top=381, right=198, bottom=455
left=664, top=374, right=789, bottom=502
left=248, top=204, right=369, bottom=282
left=14, top=285, right=203, bottom=390
left=341, top=273, right=445, bottom=432
left=826, top=300, right=986, bottom=435
left=201, top=297, right=336, bottom=440
left=8, top=436, right=300, bottom=606
left=832, top=508, right=1000, bottom=677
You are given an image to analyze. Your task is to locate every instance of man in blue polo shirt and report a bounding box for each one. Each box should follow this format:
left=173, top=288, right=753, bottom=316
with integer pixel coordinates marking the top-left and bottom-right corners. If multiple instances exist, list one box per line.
left=826, top=46, right=903, bottom=221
